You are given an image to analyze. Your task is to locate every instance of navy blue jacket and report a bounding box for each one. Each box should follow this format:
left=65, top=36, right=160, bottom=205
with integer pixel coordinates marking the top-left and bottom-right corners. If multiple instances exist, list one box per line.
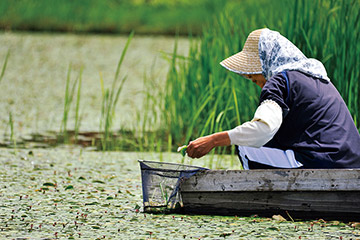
left=262, top=70, right=360, bottom=168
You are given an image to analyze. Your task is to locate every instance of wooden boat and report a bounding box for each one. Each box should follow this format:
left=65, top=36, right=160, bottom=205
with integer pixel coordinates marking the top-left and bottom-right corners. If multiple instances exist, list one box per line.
left=179, top=169, right=360, bottom=221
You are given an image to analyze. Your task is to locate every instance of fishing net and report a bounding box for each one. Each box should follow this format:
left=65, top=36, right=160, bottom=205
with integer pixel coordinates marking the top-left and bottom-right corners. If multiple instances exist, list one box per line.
left=139, top=160, right=208, bottom=212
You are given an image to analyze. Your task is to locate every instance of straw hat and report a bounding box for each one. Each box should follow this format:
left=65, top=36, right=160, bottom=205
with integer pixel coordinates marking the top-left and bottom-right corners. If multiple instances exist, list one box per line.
left=220, top=29, right=264, bottom=74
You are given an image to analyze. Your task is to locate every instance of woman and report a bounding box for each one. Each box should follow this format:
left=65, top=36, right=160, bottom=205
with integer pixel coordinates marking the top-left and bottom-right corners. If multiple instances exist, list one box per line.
left=186, top=28, right=360, bottom=169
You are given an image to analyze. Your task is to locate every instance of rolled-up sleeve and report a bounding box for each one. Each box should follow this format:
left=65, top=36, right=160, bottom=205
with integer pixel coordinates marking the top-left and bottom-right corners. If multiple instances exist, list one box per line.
left=227, top=99, right=282, bottom=147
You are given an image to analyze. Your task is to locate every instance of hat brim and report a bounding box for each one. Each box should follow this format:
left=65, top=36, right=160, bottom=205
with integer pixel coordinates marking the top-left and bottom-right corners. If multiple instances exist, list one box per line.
left=220, top=51, right=262, bottom=75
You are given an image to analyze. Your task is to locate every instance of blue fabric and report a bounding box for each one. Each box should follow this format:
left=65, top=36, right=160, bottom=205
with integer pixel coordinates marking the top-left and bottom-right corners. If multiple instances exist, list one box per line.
left=261, top=70, right=360, bottom=168
left=281, top=71, right=290, bottom=104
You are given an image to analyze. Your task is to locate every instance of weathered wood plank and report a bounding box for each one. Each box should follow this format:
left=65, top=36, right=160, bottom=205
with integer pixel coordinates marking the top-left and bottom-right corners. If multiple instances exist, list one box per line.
left=181, top=191, right=360, bottom=212
left=180, top=169, right=360, bottom=192
left=180, top=191, right=360, bottom=220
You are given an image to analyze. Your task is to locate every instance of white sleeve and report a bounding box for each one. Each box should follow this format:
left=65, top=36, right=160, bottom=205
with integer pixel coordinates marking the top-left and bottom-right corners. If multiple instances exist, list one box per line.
left=227, top=100, right=283, bottom=148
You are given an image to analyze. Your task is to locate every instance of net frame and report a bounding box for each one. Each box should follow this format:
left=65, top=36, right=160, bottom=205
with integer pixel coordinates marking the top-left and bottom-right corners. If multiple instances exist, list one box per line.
left=139, top=160, right=208, bottom=212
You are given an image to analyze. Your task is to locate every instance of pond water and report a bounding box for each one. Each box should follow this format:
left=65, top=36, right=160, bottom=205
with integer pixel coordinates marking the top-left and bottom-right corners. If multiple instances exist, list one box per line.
left=1, top=33, right=360, bottom=239
left=0, top=32, right=190, bottom=141
left=1, top=147, right=359, bottom=239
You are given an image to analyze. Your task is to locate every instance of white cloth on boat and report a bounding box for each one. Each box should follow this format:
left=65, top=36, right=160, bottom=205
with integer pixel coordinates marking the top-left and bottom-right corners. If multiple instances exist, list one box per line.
left=227, top=99, right=282, bottom=147
left=237, top=145, right=303, bottom=170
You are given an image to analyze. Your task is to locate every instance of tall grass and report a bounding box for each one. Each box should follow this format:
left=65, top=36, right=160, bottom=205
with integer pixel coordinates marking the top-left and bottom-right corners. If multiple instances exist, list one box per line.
left=60, top=64, right=82, bottom=141
left=157, top=12, right=261, bottom=150
left=99, top=31, right=134, bottom=151
left=0, top=49, right=10, bottom=83
left=0, top=0, right=223, bottom=35
left=8, top=111, right=16, bottom=149
left=2, top=51, right=16, bottom=149
left=55, top=32, right=133, bottom=150
left=282, top=0, right=360, bottom=127
left=147, top=0, right=360, bottom=157
left=74, top=68, right=83, bottom=141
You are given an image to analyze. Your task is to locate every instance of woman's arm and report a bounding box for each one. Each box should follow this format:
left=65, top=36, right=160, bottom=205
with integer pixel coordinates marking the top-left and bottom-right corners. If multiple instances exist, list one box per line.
left=187, top=100, right=282, bottom=158
left=187, top=131, right=230, bottom=158
left=228, top=100, right=282, bottom=147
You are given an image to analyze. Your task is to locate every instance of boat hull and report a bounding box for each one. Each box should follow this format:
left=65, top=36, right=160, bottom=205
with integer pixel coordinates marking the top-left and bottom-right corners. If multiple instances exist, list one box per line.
left=180, top=169, right=360, bottom=220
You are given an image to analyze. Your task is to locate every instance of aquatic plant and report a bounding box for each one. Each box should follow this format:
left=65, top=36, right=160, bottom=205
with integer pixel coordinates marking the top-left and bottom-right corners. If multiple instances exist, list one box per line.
left=74, top=68, right=83, bottom=141
left=100, top=31, right=134, bottom=151
left=60, top=64, right=82, bottom=142
left=8, top=111, right=16, bottom=148
left=150, top=0, right=360, bottom=156
left=177, top=145, right=187, bottom=156
left=133, top=70, right=165, bottom=153
left=154, top=8, right=260, bottom=153
left=0, top=49, right=10, bottom=83
left=0, top=148, right=358, bottom=239
left=284, top=0, right=360, bottom=127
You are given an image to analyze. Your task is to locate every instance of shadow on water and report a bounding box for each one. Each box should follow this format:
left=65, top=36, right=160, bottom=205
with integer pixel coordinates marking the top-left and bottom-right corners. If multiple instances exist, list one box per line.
left=0, top=130, right=142, bottom=151
left=0, top=130, right=234, bottom=154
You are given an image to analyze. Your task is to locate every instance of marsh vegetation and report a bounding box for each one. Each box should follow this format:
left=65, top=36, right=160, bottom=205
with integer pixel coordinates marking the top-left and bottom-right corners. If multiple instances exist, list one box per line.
left=1, top=148, right=359, bottom=239
left=0, top=0, right=360, bottom=238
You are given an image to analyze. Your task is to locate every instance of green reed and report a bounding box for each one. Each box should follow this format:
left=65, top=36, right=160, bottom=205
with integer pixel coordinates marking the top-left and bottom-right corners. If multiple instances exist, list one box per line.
left=283, top=0, right=360, bottom=126
left=134, top=69, right=162, bottom=153
left=60, top=64, right=83, bottom=143
left=60, top=64, right=74, bottom=136
left=8, top=111, right=16, bottom=149
left=99, top=31, right=134, bottom=151
left=74, top=68, right=83, bottom=141
left=146, top=0, right=360, bottom=158
left=157, top=10, right=260, bottom=151
left=0, top=49, right=10, bottom=83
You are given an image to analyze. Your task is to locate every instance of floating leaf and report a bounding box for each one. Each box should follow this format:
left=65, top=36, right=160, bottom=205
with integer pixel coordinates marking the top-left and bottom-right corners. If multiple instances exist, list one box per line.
left=65, top=185, right=74, bottom=190
left=43, top=182, right=56, bottom=187
left=126, top=190, right=134, bottom=196
left=219, top=233, right=231, bottom=238
left=352, top=222, right=360, bottom=229
left=272, top=215, right=286, bottom=222
left=267, top=227, right=280, bottom=231
left=93, top=180, right=105, bottom=184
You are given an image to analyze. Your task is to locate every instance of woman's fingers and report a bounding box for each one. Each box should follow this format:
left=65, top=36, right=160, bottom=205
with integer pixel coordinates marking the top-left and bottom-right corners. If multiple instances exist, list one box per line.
left=186, top=132, right=230, bottom=158
left=187, top=136, right=214, bottom=158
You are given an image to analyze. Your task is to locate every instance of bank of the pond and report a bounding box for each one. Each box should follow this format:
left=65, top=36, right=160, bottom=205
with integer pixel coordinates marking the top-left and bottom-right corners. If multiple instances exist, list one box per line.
left=0, top=32, right=190, bottom=143
left=0, top=0, right=226, bottom=35
left=0, top=147, right=359, bottom=239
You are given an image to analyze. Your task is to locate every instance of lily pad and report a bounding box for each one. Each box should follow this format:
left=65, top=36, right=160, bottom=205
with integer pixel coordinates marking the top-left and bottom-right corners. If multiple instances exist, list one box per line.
left=43, top=182, right=56, bottom=187
left=92, top=180, right=105, bottom=184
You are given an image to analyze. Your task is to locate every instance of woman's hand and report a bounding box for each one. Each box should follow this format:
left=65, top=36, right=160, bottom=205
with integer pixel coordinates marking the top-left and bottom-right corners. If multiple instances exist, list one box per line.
left=187, top=135, right=215, bottom=158
left=187, top=132, right=231, bottom=158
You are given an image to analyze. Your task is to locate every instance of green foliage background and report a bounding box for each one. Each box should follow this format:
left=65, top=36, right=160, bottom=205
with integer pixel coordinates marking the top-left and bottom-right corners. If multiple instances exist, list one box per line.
left=0, top=0, right=224, bottom=35
left=153, top=0, right=360, bottom=150
left=0, top=0, right=359, bottom=152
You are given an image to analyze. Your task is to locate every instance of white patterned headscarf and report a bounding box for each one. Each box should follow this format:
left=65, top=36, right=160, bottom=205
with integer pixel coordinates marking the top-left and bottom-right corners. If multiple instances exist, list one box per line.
left=259, top=28, right=330, bottom=81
